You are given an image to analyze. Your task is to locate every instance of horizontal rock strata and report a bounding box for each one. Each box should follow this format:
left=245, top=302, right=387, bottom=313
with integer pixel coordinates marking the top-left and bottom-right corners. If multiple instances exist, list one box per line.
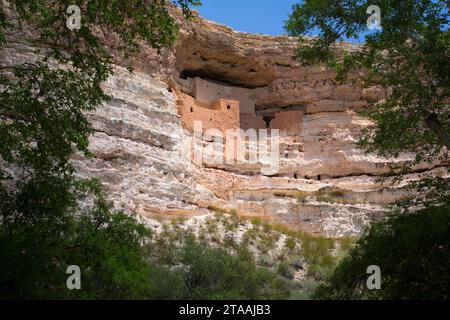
left=2, top=8, right=447, bottom=237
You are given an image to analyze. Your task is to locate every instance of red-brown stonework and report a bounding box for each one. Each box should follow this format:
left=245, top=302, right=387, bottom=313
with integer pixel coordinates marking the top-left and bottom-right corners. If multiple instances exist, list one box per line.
left=177, top=77, right=305, bottom=136
left=178, top=92, right=240, bottom=133
left=270, top=111, right=303, bottom=135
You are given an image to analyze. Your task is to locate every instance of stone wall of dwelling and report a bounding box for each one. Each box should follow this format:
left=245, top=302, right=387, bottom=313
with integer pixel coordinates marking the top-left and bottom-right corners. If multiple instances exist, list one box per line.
left=240, top=114, right=266, bottom=131
left=177, top=93, right=240, bottom=133
left=179, top=77, right=305, bottom=136
left=192, top=77, right=256, bottom=116
left=270, top=110, right=303, bottom=135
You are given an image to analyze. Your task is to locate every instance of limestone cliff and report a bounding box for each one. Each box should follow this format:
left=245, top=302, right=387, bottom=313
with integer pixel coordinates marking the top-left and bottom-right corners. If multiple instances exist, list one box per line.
left=76, top=11, right=449, bottom=237
left=4, top=9, right=446, bottom=237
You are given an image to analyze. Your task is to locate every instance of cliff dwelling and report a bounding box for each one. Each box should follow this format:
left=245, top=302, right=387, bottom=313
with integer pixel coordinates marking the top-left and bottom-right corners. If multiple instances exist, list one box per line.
left=176, top=76, right=304, bottom=136
left=2, top=0, right=449, bottom=302
left=2, top=5, right=437, bottom=240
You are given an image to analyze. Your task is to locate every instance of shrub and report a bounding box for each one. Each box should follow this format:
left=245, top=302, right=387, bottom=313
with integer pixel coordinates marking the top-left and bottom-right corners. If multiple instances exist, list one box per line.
left=285, top=237, right=298, bottom=252
left=296, top=191, right=310, bottom=203
left=181, top=239, right=289, bottom=300
left=314, top=203, right=450, bottom=300
left=250, top=216, right=263, bottom=226
left=277, top=260, right=296, bottom=279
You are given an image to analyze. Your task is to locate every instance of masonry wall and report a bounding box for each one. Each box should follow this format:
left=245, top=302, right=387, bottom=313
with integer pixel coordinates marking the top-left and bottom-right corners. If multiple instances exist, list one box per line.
left=177, top=93, right=240, bottom=133
left=192, top=77, right=256, bottom=116
left=179, top=77, right=305, bottom=136
left=240, top=114, right=266, bottom=131
left=270, top=110, right=303, bottom=135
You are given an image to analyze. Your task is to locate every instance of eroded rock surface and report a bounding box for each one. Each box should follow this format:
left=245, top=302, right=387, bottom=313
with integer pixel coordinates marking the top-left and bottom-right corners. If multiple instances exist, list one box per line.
left=70, top=11, right=450, bottom=237
left=3, top=9, right=447, bottom=237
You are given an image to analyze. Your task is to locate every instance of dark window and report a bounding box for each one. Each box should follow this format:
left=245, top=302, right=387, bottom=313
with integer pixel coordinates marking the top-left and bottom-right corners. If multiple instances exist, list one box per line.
left=263, top=116, right=274, bottom=129
left=190, top=107, right=194, bottom=113
left=294, top=174, right=298, bottom=179
left=227, top=105, right=231, bottom=110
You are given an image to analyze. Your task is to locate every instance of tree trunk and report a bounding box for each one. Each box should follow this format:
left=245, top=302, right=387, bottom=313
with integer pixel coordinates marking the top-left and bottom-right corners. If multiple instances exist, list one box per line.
left=425, top=113, right=450, bottom=150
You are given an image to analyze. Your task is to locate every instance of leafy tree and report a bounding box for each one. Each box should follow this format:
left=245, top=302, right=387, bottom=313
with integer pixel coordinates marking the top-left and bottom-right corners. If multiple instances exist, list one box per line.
left=286, top=0, right=450, bottom=300
left=1, top=0, right=201, bottom=177
left=179, top=239, right=289, bottom=300
left=0, top=0, right=289, bottom=300
left=313, top=202, right=450, bottom=300
left=0, top=0, right=199, bottom=299
left=285, top=1, right=449, bottom=186
left=0, top=178, right=154, bottom=299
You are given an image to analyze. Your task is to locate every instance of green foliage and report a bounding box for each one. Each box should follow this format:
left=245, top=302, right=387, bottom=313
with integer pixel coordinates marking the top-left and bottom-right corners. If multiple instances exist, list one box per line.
left=286, top=0, right=375, bottom=61
left=150, top=224, right=184, bottom=265
left=285, top=237, right=297, bottom=252
left=296, top=191, right=309, bottom=203
left=338, top=236, right=358, bottom=252
left=0, top=178, right=153, bottom=299
left=288, top=279, right=321, bottom=300
left=1, top=1, right=202, bottom=177
left=149, top=229, right=291, bottom=300
left=208, top=206, right=244, bottom=233
left=224, top=209, right=242, bottom=232
left=207, top=205, right=230, bottom=215
left=180, top=239, right=289, bottom=300
left=0, top=0, right=201, bottom=299
left=0, top=0, right=290, bottom=301
left=314, top=202, right=450, bottom=300
left=143, top=227, right=290, bottom=300
left=299, top=233, right=336, bottom=280
left=277, top=260, right=295, bottom=279
left=286, top=0, right=450, bottom=206
left=5, top=1, right=199, bottom=58
left=287, top=1, right=450, bottom=300
left=250, top=216, right=263, bottom=226
left=0, top=64, right=108, bottom=175
left=244, top=221, right=339, bottom=281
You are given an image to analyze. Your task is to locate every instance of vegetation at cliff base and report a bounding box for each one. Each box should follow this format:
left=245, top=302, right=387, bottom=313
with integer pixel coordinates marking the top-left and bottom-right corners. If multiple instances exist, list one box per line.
left=0, top=0, right=214, bottom=300
left=314, top=203, right=450, bottom=300
left=0, top=0, right=281, bottom=300
left=0, top=0, right=291, bottom=300
left=286, top=0, right=450, bottom=300
left=1, top=0, right=449, bottom=301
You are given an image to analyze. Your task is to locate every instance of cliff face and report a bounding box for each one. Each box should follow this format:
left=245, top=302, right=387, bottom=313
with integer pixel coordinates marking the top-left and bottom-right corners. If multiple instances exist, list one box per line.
left=75, top=13, right=449, bottom=237
left=5, top=11, right=445, bottom=237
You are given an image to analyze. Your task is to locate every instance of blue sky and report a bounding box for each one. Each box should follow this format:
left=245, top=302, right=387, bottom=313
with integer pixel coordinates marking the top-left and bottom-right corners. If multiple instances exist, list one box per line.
left=196, top=0, right=299, bottom=36
left=195, top=1, right=378, bottom=43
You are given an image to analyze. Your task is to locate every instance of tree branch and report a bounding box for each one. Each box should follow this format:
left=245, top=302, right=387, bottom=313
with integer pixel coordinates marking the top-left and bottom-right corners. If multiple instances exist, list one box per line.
left=425, top=113, right=450, bottom=150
